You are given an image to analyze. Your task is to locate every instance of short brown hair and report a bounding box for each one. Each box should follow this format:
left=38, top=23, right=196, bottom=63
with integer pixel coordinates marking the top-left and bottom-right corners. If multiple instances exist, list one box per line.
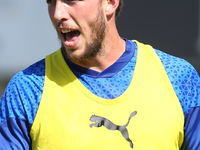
left=116, top=0, right=123, bottom=17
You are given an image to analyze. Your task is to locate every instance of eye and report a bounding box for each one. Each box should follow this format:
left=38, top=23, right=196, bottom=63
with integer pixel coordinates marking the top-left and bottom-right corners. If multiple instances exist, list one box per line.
left=65, top=0, right=79, bottom=1
left=46, top=0, right=56, bottom=5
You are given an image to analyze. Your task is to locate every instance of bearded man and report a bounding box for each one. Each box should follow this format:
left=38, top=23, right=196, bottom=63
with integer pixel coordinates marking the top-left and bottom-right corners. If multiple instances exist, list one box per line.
left=1, top=0, right=200, bottom=149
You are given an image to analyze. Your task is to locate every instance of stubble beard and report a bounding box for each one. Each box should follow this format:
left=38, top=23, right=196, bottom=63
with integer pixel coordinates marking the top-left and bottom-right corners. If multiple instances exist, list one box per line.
left=61, top=5, right=107, bottom=62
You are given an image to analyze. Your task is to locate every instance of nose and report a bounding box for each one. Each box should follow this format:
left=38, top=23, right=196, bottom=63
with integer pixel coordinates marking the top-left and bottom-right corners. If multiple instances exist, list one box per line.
left=53, top=1, right=70, bottom=22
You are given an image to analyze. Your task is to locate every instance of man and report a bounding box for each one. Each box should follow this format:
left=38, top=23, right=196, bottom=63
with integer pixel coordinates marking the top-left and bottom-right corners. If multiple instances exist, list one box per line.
left=0, top=0, right=200, bottom=149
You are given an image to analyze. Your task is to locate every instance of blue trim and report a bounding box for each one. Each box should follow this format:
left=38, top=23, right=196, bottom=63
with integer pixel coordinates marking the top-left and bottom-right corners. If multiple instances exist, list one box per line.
left=63, top=39, right=136, bottom=78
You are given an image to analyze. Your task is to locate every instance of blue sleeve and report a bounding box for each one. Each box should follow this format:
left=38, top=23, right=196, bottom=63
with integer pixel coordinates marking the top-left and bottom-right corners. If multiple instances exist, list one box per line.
left=181, top=107, right=200, bottom=150
left=0, top=118, right=32, bottom=150
left=0, top=59, right=45, bottom=150
left=180, top=65, right=200, bottom=150
left=155, top=49, right=200, bottom=149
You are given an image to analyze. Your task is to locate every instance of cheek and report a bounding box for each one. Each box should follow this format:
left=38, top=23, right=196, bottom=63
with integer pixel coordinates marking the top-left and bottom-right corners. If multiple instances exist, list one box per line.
left=48, top=7, right=55, bottom=22
left=48, top=8, right=57, bottom=29
left=73, top=3, right=99, bottom=22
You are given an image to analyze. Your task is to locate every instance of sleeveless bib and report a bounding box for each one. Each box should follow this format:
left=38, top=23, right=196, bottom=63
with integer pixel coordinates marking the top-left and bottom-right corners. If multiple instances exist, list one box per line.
left=30, top=41, right=184, bottom=150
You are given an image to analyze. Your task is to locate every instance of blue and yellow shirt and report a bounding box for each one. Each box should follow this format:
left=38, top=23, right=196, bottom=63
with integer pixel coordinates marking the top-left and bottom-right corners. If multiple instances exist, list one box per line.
left=0, top=39, right=200, bottom=149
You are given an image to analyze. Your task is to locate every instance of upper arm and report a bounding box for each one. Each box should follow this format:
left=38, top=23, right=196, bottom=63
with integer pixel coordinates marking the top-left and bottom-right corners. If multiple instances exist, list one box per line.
left=0, top=59, right=45, bottom=150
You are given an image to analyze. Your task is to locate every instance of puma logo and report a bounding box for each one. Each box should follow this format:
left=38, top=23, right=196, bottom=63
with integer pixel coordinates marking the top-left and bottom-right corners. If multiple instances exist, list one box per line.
left=89, top=111, right=137, bottom=149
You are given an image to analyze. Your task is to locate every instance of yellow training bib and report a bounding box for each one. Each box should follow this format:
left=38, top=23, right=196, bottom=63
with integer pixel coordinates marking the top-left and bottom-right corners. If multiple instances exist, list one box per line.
left=30, top=41, right=184, bottom=150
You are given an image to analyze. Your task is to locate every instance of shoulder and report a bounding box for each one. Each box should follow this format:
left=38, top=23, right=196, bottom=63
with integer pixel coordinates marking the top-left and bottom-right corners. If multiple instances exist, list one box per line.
left=0, top=59, right=45, bottom=149
left=155, top=49, right=198, bottom=83
left=155, top=49, right=200, bottom=115
left=0, top=59, right=45, bottom=124
left=154, top=49, right=194, bottom=74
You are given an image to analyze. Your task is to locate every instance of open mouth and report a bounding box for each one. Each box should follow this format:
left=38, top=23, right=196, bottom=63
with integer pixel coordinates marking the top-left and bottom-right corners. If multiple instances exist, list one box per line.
left=61, top=29, right=81, bottom=42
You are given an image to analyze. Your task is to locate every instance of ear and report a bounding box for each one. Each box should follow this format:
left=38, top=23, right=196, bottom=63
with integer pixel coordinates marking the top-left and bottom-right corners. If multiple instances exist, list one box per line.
left=104, top=0, right=119, bottom=16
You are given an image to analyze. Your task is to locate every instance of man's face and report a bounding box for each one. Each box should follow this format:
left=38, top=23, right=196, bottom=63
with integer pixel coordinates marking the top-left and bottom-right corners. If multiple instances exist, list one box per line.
left=47, top=0, right=107, bottom=61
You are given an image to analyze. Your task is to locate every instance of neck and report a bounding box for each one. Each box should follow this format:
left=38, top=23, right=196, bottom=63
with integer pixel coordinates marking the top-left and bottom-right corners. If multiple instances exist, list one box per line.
left=71, top=35, right=126, bottom=72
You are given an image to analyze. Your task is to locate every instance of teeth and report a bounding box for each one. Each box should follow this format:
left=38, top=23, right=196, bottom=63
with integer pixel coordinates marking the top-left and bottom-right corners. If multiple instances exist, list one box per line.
left=61, top=29, right=75, bottom=33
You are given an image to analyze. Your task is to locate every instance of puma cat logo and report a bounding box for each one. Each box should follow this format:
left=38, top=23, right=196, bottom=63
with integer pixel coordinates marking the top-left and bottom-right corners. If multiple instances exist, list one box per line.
left=89, top=111, right=137, bottom=149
